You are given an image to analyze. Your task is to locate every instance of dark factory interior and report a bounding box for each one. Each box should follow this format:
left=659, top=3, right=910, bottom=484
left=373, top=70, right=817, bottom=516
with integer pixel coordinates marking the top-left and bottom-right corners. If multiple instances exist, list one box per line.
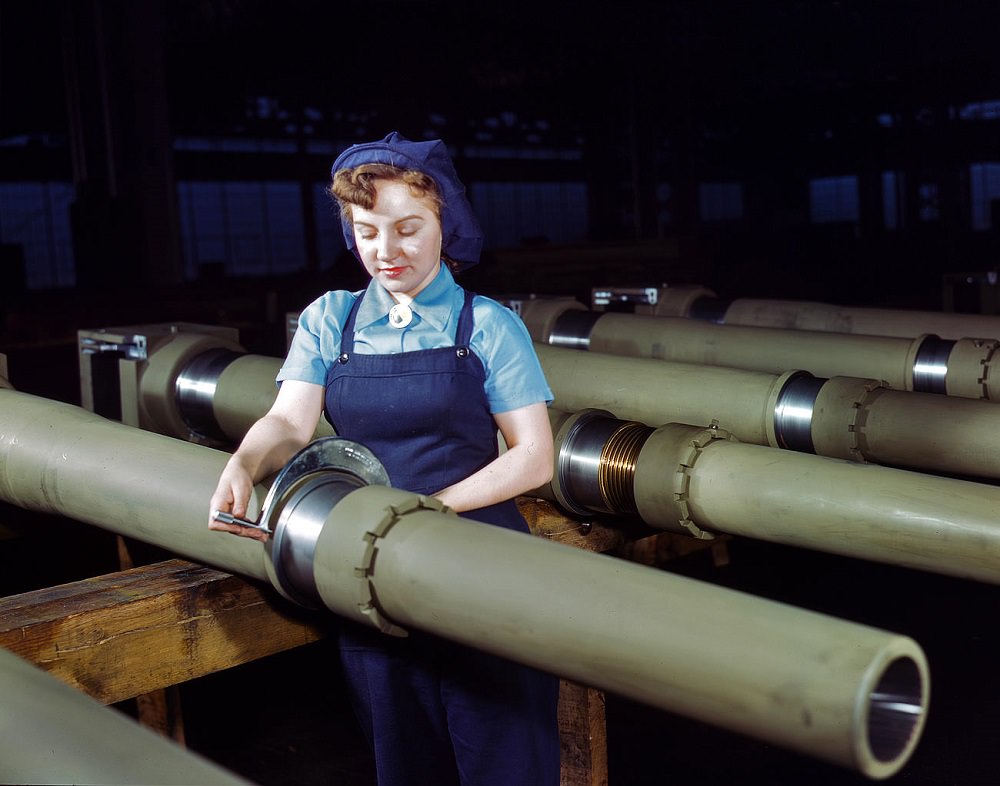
left=3, top=1, right=1000, bottom=784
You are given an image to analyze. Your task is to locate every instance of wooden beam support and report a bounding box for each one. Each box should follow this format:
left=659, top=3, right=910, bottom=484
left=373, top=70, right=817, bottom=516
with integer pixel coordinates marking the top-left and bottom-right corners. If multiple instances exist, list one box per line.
left=0, top=558, right=326, bottom=705
left=558, top=680, right=609, bottom=786
left=518, top=496, right=626, bottom=552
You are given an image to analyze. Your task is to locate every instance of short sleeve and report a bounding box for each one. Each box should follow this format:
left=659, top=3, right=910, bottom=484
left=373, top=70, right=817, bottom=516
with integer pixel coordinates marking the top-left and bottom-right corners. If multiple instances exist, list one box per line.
left=471, top=297, right=553, bottom=413
left=277, top=291, right=358, bottom=386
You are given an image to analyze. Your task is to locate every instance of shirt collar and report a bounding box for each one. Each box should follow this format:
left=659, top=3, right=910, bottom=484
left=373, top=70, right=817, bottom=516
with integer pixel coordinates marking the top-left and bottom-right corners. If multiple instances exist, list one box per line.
left=354, top=263, right=458, bottom=332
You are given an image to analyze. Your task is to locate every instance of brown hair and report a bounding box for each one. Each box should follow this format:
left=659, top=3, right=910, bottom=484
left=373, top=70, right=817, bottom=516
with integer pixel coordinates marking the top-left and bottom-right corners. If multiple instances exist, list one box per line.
left=329, top=163, right=441, bottom=221
left=329, top=163, right=461, bottom=271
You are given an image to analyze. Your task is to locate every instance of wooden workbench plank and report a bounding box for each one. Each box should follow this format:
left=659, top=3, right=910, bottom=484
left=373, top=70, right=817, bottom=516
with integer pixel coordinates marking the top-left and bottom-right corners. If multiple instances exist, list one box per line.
left=0, top=560, right=228, bottom=618
left=0, top=559, right=327, bottom=705
left=518, top=497, right=625, bottom=553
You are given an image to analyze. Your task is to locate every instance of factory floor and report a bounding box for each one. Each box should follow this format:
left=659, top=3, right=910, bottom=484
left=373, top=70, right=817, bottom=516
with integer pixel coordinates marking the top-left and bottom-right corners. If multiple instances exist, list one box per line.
left=180, top=640, right=375, bottom=785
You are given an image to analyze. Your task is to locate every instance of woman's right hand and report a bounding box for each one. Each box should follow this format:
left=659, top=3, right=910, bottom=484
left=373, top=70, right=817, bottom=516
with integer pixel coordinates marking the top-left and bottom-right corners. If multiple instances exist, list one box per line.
left=208, top=456, right=270, bottom=542
left=207, top=380, right=325, bottom=543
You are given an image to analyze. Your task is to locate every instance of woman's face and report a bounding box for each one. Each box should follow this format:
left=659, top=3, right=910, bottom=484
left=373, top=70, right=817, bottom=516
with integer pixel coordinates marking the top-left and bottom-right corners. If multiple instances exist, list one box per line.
left=351, top=179, right=443, bottom=300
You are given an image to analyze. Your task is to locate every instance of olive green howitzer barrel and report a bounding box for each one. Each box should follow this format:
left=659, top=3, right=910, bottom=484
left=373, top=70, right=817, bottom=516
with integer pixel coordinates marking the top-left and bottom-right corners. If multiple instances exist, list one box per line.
left=520, top=297, right=1000, bottom=400
left=545, top=408, right=1000, bottom=585
left=0, top=648, right=248, bottom=786
left=0, top=384, right=926, bottom=779
left=650, top=283, right=1000, bottom=341
left=533, top=343, right=1000, bottom=483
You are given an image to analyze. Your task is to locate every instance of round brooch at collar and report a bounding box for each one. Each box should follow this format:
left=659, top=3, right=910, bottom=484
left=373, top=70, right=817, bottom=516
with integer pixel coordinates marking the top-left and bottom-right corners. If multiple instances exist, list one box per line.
left=388, top=303, right=413, bottom=329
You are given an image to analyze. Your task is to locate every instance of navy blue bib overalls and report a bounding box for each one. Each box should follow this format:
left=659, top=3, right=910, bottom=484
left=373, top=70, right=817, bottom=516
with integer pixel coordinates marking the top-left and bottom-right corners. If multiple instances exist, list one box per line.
left=324, top=285, right=560, bottom=786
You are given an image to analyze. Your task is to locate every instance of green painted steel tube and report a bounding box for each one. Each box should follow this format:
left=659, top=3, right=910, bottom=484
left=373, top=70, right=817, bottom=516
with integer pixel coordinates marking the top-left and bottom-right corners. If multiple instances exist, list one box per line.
left=518, top=295, right=587, bottom=345
left=642, top=284, right=717, bottom=318
left=0, top=388, right=271, bottom=582
left=669, top=434, right=1000, bottom=582
left=0, top=648, right=248, bottom=785
left=309, top=484, right=927, bottom=779
left=644, top=286, right=1000, bottom=341
left=521, top=299, right=1000, bottom=400
left=638, top=424, right=1000, bottom=583
left=0, top=388, right=928, bottom=778
left=153, top=351, right=336, bottom=443
left=533, top=342, right=791, bottom=447
left=602, top=312, right=923, bottom=387
left=719, top=296, right=1000, bottom=342
left=547, top=409, right=1000, bottom=585
left=536, top=344, right=1000, bottom=480
left=212, top=353, right=336, bottom=443
left=809, top=376, right=1000, bottom=477
left=137, top=329, right=246, bottom=439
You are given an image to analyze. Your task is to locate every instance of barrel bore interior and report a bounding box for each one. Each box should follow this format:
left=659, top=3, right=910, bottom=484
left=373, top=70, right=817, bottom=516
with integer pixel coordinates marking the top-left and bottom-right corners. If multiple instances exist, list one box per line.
left=866, top=656, right=925, bottom=764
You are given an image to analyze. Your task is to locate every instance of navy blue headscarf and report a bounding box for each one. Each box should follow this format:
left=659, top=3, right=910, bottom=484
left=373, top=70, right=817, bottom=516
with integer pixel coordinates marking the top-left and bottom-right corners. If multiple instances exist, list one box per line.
left=331, top=132, right=483, bottom=271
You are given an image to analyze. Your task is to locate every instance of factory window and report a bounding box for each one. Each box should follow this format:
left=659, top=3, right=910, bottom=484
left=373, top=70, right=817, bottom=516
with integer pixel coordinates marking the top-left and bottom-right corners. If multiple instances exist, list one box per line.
left=809, top=175, right=859, bottom=223
left=177, top=181, right=306, bottom=279
left=656, top=182, right=673, bottom=233
left=698, top=182, right=743, bottom=223
left=313, top=183, right=346, bottom=269
left=469, top=182, right=588, bottom=248
left=917, top=183, right=940, bottom=222
left=174, top=136, right=299, bottom=154
left=959, top=100, right=1000, bottom=121
left=463, top=145, right=583, bottom=161
left=970, top=163, right=1000, bottom=231
left=882, top=171, right=900, bottom=230
left=0, top=182, right=76, bottom=289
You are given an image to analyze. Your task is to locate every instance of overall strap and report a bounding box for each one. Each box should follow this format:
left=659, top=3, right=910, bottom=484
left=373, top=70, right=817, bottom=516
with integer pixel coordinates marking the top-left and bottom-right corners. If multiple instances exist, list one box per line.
left=455, top=290, right=477, bottom=347
left=339, top=291, right=365, bottom=356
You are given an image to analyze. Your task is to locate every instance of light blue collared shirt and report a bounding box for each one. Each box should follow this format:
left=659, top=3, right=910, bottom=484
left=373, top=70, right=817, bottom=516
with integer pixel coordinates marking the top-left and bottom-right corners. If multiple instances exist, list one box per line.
left=278, top=263, right=552, bottom=414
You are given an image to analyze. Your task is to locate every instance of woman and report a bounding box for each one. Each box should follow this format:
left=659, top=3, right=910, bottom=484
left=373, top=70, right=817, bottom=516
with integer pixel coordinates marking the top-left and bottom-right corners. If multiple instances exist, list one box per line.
left=209, top=132, right=560, bottom=786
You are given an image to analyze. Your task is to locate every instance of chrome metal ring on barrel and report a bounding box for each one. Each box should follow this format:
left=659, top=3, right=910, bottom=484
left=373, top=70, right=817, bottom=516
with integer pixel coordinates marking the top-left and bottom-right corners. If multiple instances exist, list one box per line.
left=261, top=438, right=390, bottom=607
